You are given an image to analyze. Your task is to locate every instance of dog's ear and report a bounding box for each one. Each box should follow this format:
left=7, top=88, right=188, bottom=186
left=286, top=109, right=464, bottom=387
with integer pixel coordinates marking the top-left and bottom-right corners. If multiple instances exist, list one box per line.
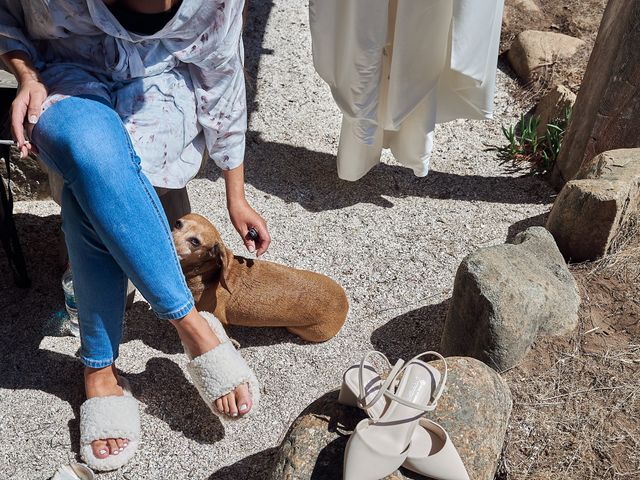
left=210, top=242, right=232, bottom=292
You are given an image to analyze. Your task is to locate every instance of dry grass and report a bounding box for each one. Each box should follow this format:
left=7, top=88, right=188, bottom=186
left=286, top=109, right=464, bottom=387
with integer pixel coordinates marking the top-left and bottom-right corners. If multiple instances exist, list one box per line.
left=589, top=215, right=640, bottom=284
left=501, top=0, right=607, bottom=104
left=500, top=229, right=640, bottom=479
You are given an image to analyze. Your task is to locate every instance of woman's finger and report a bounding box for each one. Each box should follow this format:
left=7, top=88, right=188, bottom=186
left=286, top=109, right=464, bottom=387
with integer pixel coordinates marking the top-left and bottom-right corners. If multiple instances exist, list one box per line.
left=243, top=228, right=256, bottom=254
left=10, top=99, right=27, bottom=157
left=244, top=239, right=256, bottom=254
left=27, top=87, right=45, bottom=126
left=26, top=90, right=45, bottom=139
left=254, top=222, right=271, bottom=257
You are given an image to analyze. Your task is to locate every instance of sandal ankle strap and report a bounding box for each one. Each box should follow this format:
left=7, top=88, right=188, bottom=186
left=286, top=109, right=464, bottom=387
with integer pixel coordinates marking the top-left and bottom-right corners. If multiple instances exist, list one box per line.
left=382, top=351, right=448, bottom=413
left=357, top=351, right=404, bottom=414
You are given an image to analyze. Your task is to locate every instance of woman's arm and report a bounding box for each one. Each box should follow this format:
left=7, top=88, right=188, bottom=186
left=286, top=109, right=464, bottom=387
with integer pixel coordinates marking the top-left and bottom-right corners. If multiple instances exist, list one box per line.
left=180, top=1, right=270, bottom=255
left=223, top=164, right=271, bottom=256
left=1, top=51, right=47, bottom=158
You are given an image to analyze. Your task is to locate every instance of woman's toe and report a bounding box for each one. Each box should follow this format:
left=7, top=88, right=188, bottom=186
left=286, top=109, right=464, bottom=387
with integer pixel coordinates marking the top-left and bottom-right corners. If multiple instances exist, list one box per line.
left=92, top=440, right=109, bottom=459
left=108, top=438, right=119, bottom=455
left=227, top=392, right=238, bottom=417
left=235, top=383, right=252, bottom=415
left=222, top=395, right=230, bottom=415
left=214, top=397, right=224, bottom=414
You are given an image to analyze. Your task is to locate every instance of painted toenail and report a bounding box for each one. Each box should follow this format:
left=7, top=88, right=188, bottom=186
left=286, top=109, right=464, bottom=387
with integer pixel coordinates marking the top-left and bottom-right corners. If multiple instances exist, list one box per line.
left=112, top=450, right=119, bottom=455
left=99, top=449, right=107, bottom=456
left=231, top=412, right=238, bottom=417
left=239, top=404, right=248, bottom=411
left=119, top=447, right=124, bottom=451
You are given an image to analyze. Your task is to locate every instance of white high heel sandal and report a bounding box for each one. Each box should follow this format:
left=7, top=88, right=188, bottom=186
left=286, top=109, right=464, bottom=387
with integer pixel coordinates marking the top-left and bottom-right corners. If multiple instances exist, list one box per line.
left=340, top=351, right=469, bottom=480
left=342, top=352, right=445, bottom=480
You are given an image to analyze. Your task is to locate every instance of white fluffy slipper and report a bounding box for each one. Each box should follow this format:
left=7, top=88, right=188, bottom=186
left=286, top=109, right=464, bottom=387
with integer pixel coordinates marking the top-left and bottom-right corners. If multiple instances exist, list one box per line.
left=79, top=377, right=140, bottom=472
left=183, top=311, right=260, bottom=419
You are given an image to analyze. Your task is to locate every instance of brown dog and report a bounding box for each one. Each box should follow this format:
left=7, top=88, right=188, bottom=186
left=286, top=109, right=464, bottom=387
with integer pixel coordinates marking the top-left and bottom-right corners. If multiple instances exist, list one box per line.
left=172, top=213, right=349, bottom=342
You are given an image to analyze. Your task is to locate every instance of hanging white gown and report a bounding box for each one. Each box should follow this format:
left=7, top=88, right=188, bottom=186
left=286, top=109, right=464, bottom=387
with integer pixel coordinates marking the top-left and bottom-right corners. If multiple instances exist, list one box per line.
left=309, top=0, right=505, bottom=180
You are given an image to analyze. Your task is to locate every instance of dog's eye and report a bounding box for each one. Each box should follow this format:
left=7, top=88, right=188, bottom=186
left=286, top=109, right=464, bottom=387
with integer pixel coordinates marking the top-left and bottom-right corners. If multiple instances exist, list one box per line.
left=175, top=220, right=183, bottom=229
left=189, top=237, right=201, bottom=247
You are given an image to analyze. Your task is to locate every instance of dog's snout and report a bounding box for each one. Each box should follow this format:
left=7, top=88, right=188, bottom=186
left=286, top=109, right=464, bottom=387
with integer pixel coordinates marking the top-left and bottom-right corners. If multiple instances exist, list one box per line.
left=175, top=219, right=183, bottom=230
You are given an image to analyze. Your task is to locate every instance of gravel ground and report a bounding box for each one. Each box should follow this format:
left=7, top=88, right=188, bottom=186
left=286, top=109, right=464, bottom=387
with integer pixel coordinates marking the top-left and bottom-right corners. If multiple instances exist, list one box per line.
left=0, top=1, right=555, bottom=479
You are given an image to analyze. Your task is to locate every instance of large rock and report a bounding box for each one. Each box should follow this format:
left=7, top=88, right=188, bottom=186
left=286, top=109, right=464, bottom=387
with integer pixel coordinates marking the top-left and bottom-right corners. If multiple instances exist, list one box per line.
left=508, top=30, right=585, bottom=81
left=0, top=150, right=52, bottom=201
left=546, top=149, right=640, bottom=261
left=422, top=357, right=512, bottom=480
left=534, top=84, right=576, bottom=135
left=441, top=227, right=580, bottom=371
left=269, top=357, right=512, bottom=480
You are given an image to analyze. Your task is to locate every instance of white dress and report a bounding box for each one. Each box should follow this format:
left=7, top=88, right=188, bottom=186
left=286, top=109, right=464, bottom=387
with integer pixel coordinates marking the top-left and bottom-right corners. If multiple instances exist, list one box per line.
left=309, top=0, right=505, bottom=181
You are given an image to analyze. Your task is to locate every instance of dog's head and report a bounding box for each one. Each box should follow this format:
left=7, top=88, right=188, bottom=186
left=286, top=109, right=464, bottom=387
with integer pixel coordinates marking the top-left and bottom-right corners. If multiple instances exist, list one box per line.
left=172, top=213, right=229, bottom=279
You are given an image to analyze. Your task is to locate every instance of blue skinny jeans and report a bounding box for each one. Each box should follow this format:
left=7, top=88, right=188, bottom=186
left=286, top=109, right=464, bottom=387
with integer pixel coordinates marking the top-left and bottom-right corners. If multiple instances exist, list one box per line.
left=32, top=95, right=195, bottom=368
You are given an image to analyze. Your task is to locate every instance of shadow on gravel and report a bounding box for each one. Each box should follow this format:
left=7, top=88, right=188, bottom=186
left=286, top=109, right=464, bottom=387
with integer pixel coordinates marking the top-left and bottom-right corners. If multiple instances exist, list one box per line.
left=226, top=323, right=306, bottom=348
left=506, top=212, right=549, bottom=242
left=203, top=131, right=555, bottom=212
left=124, top=301, right=184, bottom=354
left=370, top=300, right=450, bottom=361
left=212, top=446, right=279, bottom=480
left=129, top=357, right=224, bottom=444
left=0, top=213, right=223, bottom=452
left=0, top=213, right=86, bottom=451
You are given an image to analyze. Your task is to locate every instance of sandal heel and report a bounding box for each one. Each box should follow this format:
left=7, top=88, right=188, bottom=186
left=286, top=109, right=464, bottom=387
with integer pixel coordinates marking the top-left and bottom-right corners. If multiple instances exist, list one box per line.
left=338, top=380, right=360, bottom=408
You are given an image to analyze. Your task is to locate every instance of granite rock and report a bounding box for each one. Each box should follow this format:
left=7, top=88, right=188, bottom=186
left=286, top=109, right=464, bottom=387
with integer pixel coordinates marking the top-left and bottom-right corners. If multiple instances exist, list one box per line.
left=440, top=227, right=580, bottom=371
left=534, top=84, right=575, bottom=135
left=547, top=149, right=640, bottom=261
left=508, top=30, right=585, bottom=81
left=0, top=150, right=51, bottom=201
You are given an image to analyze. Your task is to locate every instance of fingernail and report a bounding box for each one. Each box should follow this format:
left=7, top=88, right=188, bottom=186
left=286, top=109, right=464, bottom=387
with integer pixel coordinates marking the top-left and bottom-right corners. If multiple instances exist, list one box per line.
left=28, top=115, right=38, bottom=124
left=248, top=246, right=255, bottom=253
left=239, top=403, right=248, bottom=412
left=99, top=449, right=107, bottom=455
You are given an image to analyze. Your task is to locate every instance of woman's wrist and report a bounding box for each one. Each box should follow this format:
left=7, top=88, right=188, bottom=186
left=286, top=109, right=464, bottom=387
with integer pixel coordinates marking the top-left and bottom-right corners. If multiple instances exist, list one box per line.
left=1, top=51, right=41, bottom=85
left=222, top=164, right=247, bottom=208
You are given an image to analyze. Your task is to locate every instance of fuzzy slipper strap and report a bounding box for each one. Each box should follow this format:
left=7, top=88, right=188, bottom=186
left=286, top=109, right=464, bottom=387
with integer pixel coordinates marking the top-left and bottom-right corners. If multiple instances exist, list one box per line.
left=186, top=341, right=259, bottom=406
left=80, top=394, right=141, bottom=445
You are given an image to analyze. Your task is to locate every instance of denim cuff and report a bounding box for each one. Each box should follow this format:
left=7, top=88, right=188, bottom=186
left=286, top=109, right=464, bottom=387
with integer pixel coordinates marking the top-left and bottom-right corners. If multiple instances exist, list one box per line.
left=155, top=300, right=194, bottom=320
left=81, top=356, right=115, bottom=369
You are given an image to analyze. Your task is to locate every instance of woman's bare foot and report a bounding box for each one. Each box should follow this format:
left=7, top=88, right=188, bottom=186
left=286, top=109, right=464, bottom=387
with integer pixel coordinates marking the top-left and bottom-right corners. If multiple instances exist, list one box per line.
left=171, top=309, right=253, bottom=417
left=84, top=365, right=130, bottom=459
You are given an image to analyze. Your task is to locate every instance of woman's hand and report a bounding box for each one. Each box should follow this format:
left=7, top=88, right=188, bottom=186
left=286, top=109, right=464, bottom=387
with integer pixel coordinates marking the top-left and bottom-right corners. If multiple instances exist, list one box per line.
left=2, top=51, right=47, bottom=158
left=223, top=164, right=271, bottom=256
left=228, top=198, right=271, bottom=256
left=12, top=78, right=47, bottom=158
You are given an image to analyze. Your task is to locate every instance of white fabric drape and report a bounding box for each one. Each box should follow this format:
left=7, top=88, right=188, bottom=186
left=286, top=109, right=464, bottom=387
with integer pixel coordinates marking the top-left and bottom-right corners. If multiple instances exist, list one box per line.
left=309, top=0, right=505, bottom=180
